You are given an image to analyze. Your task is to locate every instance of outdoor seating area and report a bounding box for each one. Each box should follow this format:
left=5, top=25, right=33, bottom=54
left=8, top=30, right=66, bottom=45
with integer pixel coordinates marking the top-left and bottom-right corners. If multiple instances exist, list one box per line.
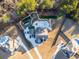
left=21, top=12, right=52, bottom=47
left=53, top=50, right=68, bottom=59
left=0, top=35, right=19, bottom=55
left=0, top=26, right=31, bottom=57
left=0, top=34, right=30, bottom=56
left=53, top=36, right=79, bottom=59
left=0, top=0, right=79, bottom=59
left=20, top=12, right=39, bottom=29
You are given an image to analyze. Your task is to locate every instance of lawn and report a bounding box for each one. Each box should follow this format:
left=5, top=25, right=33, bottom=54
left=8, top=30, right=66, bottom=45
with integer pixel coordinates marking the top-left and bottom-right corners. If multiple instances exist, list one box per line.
left=0, top=56, right=2, bottom=59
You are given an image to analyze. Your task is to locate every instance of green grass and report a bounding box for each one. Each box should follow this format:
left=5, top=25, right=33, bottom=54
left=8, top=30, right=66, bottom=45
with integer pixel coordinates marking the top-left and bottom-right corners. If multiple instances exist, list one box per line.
left=0, top=56, right=2, bottom=59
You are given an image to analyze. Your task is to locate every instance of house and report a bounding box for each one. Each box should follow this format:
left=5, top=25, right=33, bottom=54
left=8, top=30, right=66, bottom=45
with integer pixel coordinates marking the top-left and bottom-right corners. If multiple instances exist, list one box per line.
left=19, top=12, right=52, bottom=47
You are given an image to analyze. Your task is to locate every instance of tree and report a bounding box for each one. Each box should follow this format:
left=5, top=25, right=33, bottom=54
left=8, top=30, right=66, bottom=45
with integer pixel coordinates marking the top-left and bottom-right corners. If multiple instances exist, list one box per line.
left=16, top=0, right=37, bottom=15
left=40, top=0, right=54, bottom=9
left=60, top=0, right=78, bottom=13
left=25, top=0, right=37, bottom=11
left=2, top=13, right=10, bottom=23
left=58, top=0, right=79, bottom=22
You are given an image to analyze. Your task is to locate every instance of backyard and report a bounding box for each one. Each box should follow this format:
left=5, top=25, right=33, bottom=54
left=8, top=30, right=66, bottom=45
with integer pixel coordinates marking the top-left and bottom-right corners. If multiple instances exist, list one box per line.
left=0, top=0, right=79, bottom=59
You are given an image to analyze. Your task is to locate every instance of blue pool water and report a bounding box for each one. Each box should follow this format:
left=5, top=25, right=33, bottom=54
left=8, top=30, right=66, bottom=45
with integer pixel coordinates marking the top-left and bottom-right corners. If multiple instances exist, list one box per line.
left=0, top=36, right=8, bottom=45
left=75, top=39, right=79, bottom=45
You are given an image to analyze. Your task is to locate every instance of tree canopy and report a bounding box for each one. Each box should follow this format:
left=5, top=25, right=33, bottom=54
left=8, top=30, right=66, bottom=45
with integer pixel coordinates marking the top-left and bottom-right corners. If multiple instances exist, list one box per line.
left=0, top=0, right=79, bottom=23
left=16, top=0, right=37, bottom=15
left=60, top=0, right=78, bottom=13
left=58, top=0, right=79, bottom=22
left=2, top=13, right=10, bottom=23
left=40, top=0, right=54, bottom=9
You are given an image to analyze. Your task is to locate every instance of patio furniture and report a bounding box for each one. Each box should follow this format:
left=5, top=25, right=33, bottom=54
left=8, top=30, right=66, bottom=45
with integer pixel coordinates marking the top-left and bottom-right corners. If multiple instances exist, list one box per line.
left=24, top=26, right=48, bottom=47
left=22, top=16, right=31, bottom=25
left=35, top=28, right=48, bottom=42
left=23, top=18, right=51, bottom=47
left=71, top=37, right=79, bottom=53
left=0, top=36, right=10, bottom=52
left=24, top=27, right=38, bottom=47
left=53, top=50, right=68, bottom=59
left=35, top=27, right=44, bottom=34
left=35, top=38, right=43, bottom=44
left=53, top=37, right=79, bottom=59
left=35, top=35, right=48, bottom=44
left=8, top=36, right=20, bottom=55
left=20, top=16, right=32, bottom=29
left=61, top=41, right=74, bottom=58
left=42, top=35, right=48, bottom=41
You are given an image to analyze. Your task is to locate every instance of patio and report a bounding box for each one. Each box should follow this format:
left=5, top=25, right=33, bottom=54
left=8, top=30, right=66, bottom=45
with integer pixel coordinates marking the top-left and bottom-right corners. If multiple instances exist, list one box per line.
left=8, top=27, right=59, bottom=59
left=24, top=19, right=52, bottom=47
left=20, top=12, right=52, bottom=47
left=0, top=26, right=29, bottom=59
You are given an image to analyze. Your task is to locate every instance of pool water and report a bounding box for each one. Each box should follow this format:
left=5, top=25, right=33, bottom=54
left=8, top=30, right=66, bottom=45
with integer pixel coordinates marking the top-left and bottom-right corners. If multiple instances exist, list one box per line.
left=75, top=39, right=79, bottom=45
left=0, top=37, right=6, bottom=43
left=0, top=36, right=8, bottom=45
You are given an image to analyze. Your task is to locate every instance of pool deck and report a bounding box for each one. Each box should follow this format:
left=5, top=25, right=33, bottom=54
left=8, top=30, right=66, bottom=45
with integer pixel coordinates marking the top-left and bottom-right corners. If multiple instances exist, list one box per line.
left=0, top=19, right=79, bottom=59
left=8, top=27, right=59, bottom=59
left=8, top=28, right=79, bottom=59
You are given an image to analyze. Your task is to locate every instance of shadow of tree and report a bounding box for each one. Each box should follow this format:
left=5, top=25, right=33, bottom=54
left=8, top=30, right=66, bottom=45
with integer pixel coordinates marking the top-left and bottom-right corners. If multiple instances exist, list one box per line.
left=0, top=49, right=11, bottom=59
left=71, top=24, right=79, bottom=35
left=62, top=19, right=79, bottom=36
